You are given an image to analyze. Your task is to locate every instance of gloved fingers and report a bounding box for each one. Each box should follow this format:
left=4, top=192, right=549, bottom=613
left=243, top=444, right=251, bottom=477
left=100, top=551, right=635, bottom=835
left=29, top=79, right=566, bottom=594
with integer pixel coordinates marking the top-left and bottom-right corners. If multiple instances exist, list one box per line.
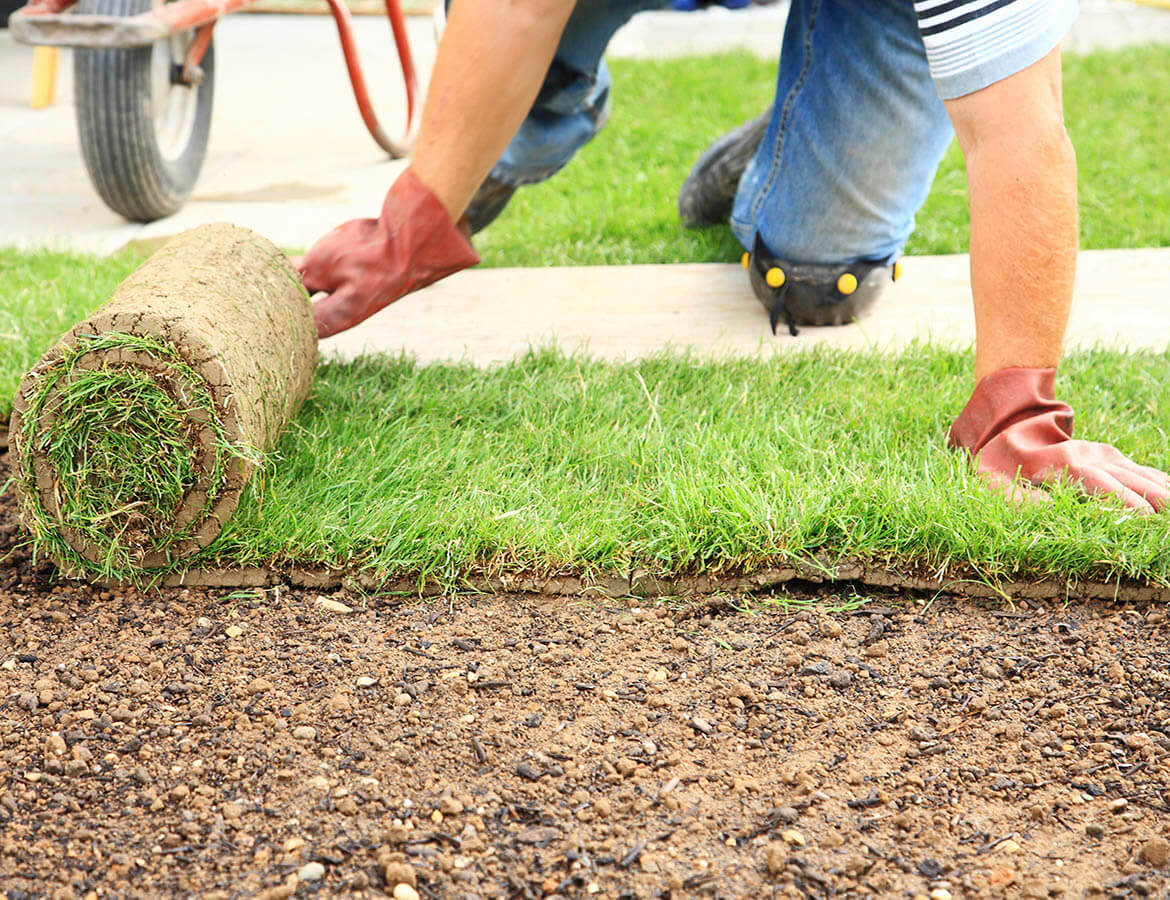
left=299, top=251, right=349, bottom=296
left=979, top=469, right=1052, bottom=506
left=300, top=271, right=331, bottom=297
left=1059, top=464, right=1157, bottom=515
left=1131, top=461, right=1170, bottom=491
left=297, top=219, right=381, bottom=295
left=1084, top=443, right=1170, bottom=486
left=313, top=284, right=361, bottom=340
left=1101, top=462, right=1169, bottom=512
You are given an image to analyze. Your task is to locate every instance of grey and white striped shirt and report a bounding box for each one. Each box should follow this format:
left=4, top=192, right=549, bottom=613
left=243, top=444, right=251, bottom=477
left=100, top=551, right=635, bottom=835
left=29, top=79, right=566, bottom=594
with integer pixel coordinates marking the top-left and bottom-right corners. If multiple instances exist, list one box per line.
left=914, top=0, right=1079, bottom=98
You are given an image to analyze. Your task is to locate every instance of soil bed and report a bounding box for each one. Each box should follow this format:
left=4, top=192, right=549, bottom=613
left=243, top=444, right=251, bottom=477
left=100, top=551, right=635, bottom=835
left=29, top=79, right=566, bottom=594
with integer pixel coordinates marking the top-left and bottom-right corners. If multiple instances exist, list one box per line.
left=3, top=468, right=1170, bottom=900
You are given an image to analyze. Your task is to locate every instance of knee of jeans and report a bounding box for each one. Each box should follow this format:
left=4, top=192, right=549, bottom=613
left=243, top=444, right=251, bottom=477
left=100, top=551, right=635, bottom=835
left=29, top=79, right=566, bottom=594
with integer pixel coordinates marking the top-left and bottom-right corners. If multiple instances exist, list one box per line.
left=492, top=109, right=605, bottom=185
left=731, top=177, right=912, bottom=266
left=538, top=59, right=612, bottom=121
left=492, top=62, right=612, bottom=186
left=730, top=215, right=905, bottom=269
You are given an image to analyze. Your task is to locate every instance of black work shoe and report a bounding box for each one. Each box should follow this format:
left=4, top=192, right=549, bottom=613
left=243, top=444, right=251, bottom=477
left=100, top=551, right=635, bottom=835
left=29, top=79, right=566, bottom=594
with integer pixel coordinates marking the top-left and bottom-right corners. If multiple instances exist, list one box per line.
left=466, top=175, right=518, bottom=235
left=678, top=107, right=772, bottom=229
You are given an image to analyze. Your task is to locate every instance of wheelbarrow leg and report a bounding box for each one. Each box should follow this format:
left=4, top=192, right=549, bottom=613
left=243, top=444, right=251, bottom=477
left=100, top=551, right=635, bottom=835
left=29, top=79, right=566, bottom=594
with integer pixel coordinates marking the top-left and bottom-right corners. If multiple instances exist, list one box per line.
left=31, top=45, right=60, bottom=108
left=179, top=21, right=214, bottom=83
left=322, top=0, right=417, bottom=159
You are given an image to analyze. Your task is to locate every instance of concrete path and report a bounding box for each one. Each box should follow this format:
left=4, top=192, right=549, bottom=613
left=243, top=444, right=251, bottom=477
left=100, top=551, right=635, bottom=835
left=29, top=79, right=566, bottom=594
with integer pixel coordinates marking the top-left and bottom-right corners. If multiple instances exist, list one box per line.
left=1, top=15, right=436, bottom=254
left=3, top=1, right=1169, bottom=253
left=319, top=249, right=1170, bottom=364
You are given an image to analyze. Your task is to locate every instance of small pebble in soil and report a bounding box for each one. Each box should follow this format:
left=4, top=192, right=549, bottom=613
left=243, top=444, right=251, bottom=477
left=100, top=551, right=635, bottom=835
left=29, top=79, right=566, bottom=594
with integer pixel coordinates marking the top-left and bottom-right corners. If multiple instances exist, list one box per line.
left=781, top=829, right=806, bottom=847
left=764, top=841, right=787, bottom=875
left=297, top=862, right=325, bottom=881
left=918, top=858, right=944, bottom=878
left=1140, top=837, right=1170, bottom=867
left=315, top=597, right=353, bottom=614
left=930, top=890, right=953, bottom=900
left=384, top=863, right=417, bottom=888
left=392, top=885, right=420, bottom=900
left=225, top=625, right=244, bottom=639
left=292, top=726, right=317, bottom=741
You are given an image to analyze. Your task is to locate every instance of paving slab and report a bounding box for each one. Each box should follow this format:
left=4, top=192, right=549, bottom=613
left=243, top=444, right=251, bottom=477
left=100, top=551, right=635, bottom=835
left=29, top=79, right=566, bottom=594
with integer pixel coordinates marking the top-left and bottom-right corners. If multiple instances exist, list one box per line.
left=2, top=2, right=1168, bottom=253
left=319, top=248, right=1170, bottom=364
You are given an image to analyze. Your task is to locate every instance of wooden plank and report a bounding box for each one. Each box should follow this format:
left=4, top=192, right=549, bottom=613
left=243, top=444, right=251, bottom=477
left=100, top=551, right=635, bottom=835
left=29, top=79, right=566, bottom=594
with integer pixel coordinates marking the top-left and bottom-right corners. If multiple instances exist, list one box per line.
left=319, top=249, right=1170, bottom=365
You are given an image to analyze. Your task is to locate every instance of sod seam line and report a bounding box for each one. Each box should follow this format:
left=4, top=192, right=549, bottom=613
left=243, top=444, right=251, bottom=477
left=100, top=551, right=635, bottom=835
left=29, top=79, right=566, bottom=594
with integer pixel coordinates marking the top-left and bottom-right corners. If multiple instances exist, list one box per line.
left=137, top=558, right=1170, bottom=605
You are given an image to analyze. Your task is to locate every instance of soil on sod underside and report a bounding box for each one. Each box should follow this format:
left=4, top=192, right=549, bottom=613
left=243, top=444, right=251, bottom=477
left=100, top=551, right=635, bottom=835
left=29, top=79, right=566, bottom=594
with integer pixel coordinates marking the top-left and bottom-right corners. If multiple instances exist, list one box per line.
left=3, top=462, right=1170, bottom=900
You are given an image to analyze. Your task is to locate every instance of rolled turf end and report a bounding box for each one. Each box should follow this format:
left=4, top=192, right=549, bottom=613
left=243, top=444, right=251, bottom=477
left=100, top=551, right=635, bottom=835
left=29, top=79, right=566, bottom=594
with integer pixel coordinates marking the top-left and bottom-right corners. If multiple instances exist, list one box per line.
left=9, top=223, right=318, bottom=583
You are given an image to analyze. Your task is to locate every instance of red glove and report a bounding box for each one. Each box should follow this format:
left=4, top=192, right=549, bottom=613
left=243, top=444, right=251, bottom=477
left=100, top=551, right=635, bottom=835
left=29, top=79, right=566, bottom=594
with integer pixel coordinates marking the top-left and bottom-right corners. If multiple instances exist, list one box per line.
left=949, top=367, right=1168, bottom=513
left=297, top=169, right=480, bottom=339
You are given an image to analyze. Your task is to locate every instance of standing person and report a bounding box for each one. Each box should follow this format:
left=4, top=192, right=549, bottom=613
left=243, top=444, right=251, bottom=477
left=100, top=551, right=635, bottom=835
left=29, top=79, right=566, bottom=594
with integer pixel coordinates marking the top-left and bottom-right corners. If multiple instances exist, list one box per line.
left=297, top=0, right=1169, bottom=512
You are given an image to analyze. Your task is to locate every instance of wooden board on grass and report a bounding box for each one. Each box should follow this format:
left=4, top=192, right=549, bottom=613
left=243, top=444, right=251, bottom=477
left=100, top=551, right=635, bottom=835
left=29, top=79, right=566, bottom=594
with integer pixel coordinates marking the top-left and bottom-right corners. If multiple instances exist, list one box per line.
left=320, top=248, right=1170, bottom=365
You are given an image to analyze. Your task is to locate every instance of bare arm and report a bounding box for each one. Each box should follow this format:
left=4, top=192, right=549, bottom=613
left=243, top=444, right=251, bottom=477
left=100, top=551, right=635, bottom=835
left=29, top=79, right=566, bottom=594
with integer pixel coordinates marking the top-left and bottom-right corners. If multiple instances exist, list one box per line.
left=943, top=49, right=1168, bottom=512
left=944, top=47, right=1077, bottom=381
left=296, top=0, right=578, bottom=338
left=412, top=0, right=579, bottom=221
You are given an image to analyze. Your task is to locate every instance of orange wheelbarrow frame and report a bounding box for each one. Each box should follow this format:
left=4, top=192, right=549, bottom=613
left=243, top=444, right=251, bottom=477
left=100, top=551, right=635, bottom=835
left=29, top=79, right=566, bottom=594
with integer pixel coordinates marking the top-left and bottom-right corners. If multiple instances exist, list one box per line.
left=8, top=0, right=420, bottom=158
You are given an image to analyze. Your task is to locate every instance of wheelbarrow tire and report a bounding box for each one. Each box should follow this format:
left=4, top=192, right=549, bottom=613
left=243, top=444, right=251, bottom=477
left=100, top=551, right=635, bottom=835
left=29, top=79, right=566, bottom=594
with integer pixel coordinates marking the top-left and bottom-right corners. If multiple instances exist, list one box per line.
left=73, top=0, right=214, bottom=222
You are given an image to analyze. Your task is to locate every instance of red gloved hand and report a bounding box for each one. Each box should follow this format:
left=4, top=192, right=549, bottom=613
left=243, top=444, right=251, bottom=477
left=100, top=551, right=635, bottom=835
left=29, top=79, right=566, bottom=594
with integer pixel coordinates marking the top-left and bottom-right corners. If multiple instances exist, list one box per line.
left=297, top=169, right=480, bottom=339
left=949, top=367, right=1168, bottom=513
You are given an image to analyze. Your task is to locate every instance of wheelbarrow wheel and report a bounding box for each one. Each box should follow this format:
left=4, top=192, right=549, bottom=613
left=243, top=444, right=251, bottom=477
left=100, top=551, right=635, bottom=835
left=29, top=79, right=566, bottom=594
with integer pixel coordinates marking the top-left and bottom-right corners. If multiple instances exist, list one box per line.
left=73, top=0, right=214, bottom=222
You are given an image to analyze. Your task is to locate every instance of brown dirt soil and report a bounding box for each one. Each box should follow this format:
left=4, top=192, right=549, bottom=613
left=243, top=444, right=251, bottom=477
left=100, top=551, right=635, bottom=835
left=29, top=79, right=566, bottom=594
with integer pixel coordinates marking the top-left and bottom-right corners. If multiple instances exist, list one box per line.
left=2, top=461, right=1170, bottom=900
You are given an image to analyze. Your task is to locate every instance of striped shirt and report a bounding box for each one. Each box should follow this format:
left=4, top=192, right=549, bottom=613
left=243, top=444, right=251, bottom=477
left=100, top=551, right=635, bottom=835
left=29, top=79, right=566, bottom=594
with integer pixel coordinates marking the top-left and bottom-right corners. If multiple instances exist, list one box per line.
left=914, top=0, right=1080, bottom=99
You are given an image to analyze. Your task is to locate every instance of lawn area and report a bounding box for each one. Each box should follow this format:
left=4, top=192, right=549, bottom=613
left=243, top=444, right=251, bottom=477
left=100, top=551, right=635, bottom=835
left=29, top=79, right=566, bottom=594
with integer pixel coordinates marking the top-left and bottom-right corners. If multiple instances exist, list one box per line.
left=2, top=44, right=1170, bottom=587
left=475, top=44, right=1170, bottom=265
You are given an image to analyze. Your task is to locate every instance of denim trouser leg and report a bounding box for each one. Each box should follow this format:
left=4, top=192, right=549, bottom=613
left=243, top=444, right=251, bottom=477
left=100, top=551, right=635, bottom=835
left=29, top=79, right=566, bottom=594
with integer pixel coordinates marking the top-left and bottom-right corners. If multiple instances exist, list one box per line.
left=488, top=0, right=659, bottom=187
left=731, top=0, right=956, bottom=265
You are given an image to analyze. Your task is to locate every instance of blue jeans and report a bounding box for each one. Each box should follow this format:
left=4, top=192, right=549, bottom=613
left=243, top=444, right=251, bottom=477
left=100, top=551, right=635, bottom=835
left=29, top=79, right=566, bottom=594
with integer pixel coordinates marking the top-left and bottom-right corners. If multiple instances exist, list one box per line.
left=490, top=0, right=956, bottom=265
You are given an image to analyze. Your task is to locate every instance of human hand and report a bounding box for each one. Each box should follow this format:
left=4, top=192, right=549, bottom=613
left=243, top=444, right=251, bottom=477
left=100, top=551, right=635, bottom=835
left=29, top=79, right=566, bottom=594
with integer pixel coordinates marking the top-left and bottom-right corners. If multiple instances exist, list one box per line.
left=295, top=169, right=478, bottom=339
left=949, top=368, right=1168, bottom=513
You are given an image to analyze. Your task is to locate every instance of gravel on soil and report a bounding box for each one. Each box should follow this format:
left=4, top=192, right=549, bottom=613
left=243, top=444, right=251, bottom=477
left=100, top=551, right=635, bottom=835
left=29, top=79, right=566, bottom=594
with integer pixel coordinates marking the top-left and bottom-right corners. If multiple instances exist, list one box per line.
left=3, top=467, right=1170, bottom=900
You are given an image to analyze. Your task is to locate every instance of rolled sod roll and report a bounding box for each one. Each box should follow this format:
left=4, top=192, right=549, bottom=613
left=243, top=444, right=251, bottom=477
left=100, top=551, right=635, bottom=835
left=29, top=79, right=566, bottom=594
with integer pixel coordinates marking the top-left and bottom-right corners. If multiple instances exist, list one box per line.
left=10, top=223, right=317, bottom=580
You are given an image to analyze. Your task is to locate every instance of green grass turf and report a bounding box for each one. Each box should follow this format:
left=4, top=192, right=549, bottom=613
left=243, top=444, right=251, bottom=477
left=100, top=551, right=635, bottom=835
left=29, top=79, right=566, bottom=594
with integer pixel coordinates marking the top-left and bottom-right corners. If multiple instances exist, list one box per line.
left=13, top=332, right=262, bottom=580
left=3, top=45, right=1170, bottom=586
left=208, top=346, right=1170, bottom=587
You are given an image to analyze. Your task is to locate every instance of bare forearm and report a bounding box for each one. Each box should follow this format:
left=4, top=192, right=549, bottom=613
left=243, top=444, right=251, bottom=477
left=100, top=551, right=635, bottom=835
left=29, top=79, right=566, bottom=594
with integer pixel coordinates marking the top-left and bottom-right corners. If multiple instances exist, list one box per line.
left=965, top=126, right=1077, bottom=379
left=946, top=48, right=1078, bottom=381
left=411, top=0, right=577, bottom=220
